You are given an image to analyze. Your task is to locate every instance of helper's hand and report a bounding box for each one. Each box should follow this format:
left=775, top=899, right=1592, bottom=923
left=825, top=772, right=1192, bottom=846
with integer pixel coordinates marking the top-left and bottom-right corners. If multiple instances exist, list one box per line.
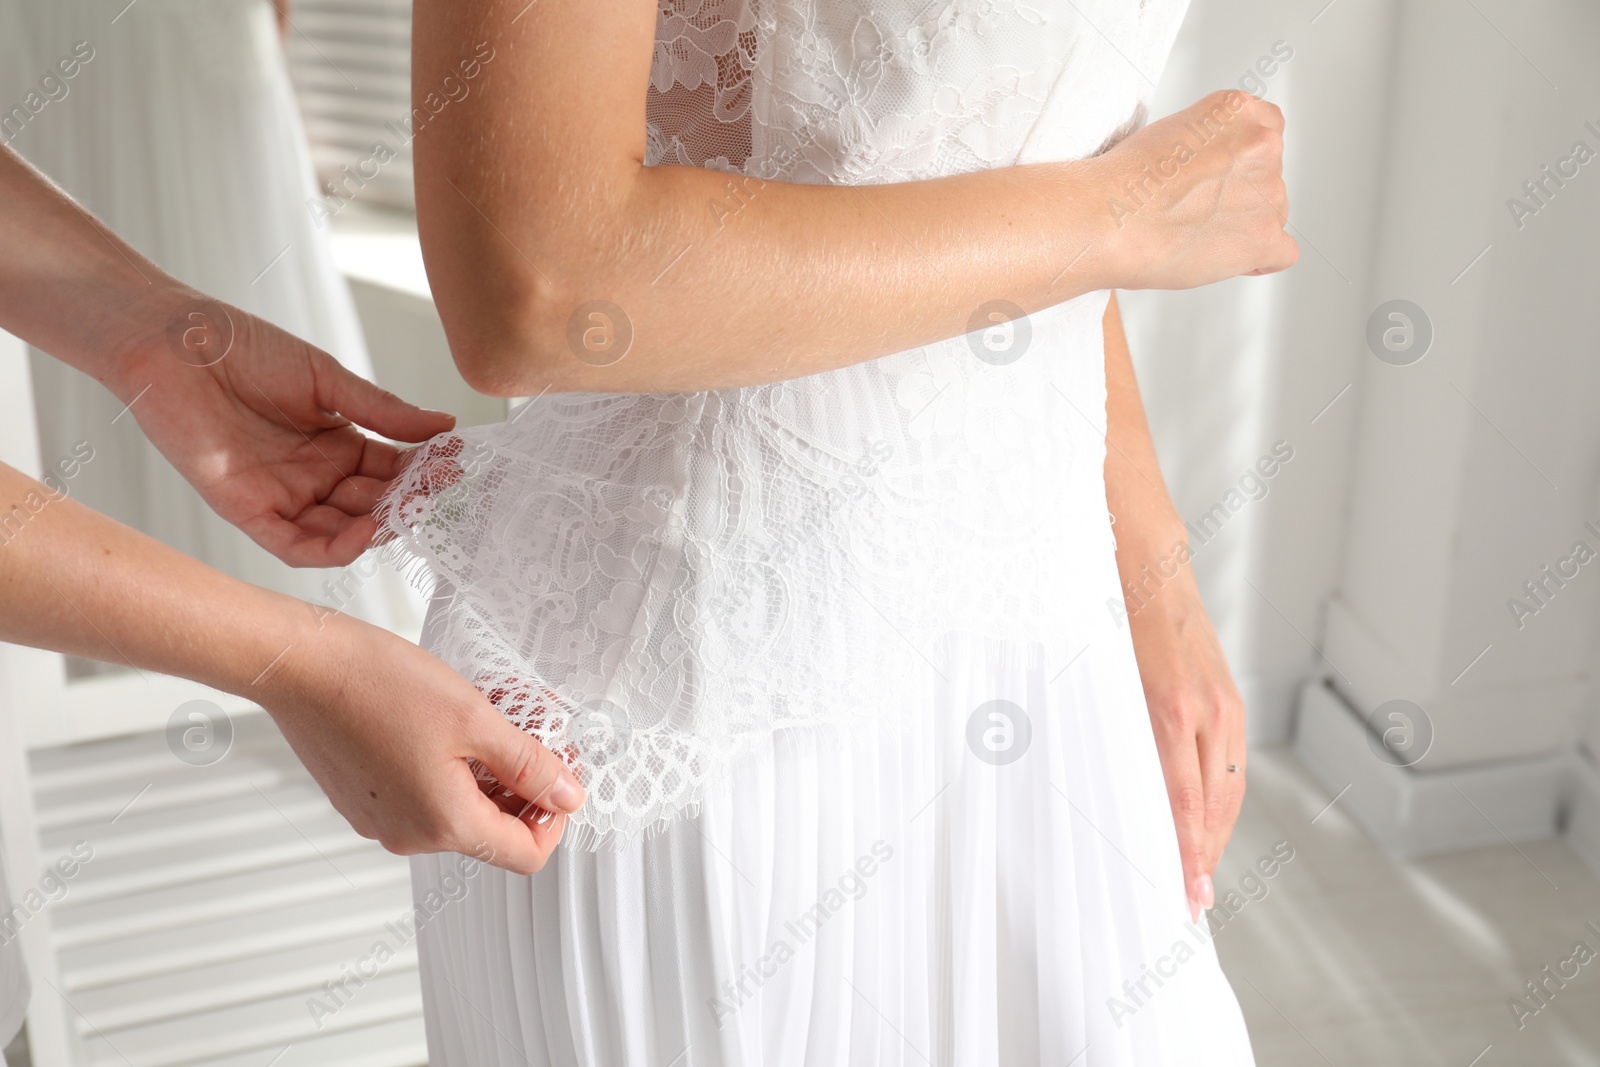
left=109, top=289, right=454, bottom=567
left=262, top=609, right=586, bottom=874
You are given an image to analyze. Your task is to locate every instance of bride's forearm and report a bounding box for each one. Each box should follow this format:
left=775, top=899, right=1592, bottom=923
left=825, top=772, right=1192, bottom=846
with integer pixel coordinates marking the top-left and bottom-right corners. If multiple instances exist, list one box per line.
left=1102, top=294, right=1247, bottom=920
left=420, top=151, right=1128, bottom=396
left=1103, top=293, right=1187, bottom=570
left=412, top=0, right=1292, bottom=398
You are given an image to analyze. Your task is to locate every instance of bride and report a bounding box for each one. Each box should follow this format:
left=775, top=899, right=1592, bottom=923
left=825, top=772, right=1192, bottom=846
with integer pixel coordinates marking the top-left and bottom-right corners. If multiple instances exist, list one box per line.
left=378, top=0, right=1295, bottom=1062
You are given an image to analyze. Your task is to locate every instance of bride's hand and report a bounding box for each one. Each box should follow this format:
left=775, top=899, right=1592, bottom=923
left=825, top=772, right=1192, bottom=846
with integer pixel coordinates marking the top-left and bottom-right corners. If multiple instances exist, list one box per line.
left=261, top=610, right=586, bottom=874
left=108, top=288, right=455, bottom=567
left=1095, top=90, right=1299, bottom=290
left=1125, top=569, right=1248, bottom=923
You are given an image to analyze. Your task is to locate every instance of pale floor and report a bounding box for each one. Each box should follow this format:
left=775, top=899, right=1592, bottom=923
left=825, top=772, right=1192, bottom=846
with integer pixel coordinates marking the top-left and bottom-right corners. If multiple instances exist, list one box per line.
left=1216, top=746, right=1600, bottom=1067
left=7, top=746, right=1599, bottom=1067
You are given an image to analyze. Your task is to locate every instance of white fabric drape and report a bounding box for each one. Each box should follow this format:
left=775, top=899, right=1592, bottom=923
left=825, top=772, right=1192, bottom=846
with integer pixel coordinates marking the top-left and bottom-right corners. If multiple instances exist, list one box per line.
left=0, top=0, right=414, bottom=632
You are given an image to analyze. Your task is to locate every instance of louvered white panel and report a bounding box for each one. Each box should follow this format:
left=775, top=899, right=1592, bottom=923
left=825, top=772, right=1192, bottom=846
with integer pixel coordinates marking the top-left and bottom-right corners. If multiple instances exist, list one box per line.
left=161, top=1016, right=428, bottom=1067
left=59, top=876, right=409, bottom=990
left=70, top=932, right=418, bottom=1031
left=79, top=972, right=422, bottom=1067
left=285, top=0, right=415, bottom=212
left=31, top=710, right=427, bottom=1067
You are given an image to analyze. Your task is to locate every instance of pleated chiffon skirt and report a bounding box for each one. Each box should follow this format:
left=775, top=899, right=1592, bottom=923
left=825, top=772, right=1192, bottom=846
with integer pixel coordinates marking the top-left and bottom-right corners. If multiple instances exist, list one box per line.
left=411, top=619, right=1257, bottom=1066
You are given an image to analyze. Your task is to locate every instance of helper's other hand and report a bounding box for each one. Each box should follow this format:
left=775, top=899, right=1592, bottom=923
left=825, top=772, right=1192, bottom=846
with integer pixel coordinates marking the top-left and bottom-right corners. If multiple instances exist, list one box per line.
left=260, top=608, right=585, bottom=875
left=109, top=289, right=454, bottom=568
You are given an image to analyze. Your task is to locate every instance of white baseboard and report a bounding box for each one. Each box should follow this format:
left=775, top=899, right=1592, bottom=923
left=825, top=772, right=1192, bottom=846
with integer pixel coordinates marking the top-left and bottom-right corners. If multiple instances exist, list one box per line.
left=1322, top=597, right=1587, bottom=768
left=1291, top=678, right=1570, bottom=858
left=1567, top=746, right=1600, bottom=878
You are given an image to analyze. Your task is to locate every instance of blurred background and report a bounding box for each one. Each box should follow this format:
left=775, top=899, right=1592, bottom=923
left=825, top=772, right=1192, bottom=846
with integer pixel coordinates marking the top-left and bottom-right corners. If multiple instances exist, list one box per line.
left=2, top=0, right=1599, bottom=1064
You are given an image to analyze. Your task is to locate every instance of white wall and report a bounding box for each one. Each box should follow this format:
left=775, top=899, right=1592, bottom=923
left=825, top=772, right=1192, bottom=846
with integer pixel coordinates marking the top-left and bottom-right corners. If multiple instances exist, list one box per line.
left=1330, top=0, right=1600, bottom=767
left=1128, top=0, right=1600, bottom=790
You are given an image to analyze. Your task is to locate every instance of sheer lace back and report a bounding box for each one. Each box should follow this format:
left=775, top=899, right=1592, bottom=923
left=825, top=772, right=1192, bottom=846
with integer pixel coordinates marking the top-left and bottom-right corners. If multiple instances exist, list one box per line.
left=379, top=0, right=1193, bottom=849
left=646, top=0, right=1183, bottom=182
left=647, top=1, right=759, bottom=170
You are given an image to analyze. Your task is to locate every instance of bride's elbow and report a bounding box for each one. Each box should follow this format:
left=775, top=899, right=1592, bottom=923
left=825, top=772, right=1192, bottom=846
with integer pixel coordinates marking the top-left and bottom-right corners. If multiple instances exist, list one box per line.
left=452, top=346, right=540, bottom=398
left=440, top=274, right=576, bottom=398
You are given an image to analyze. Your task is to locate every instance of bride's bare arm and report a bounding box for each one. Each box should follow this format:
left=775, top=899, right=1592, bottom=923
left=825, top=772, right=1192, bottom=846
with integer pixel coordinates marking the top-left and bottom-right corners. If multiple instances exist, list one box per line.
left=1101, top=293, right=1246, bottom=922
left=413, top=0, right=1296, bottom=396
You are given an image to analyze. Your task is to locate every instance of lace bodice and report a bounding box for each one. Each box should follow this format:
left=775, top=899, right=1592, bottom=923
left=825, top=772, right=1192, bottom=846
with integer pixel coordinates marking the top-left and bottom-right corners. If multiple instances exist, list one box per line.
left=380, top=0, right=1193, bottom=849
left=645, top=0, right=1184, bottom=181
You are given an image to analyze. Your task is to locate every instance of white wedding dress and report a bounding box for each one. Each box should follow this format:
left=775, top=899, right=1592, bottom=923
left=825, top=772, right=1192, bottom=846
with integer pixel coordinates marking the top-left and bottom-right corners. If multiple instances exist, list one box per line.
left=380, top=0, right=1257, bottom=1062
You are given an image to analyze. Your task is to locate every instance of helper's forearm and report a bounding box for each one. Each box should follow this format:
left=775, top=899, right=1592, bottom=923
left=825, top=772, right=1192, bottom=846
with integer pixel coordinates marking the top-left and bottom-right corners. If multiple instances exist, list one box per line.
left=0, top=142, right=189, bottom=397
left=0, top=462, right=309, bottom=696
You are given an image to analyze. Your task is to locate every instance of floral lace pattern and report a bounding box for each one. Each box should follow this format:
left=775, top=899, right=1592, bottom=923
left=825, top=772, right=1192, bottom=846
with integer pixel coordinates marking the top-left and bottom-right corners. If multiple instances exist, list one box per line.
left=378, top=0, right=1193, bottom=849
left=645, top=0, right=1185, bottom=182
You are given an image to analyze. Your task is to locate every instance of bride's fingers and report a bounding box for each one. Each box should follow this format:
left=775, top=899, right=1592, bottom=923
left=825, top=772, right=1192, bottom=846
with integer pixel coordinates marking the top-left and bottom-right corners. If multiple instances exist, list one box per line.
left=1155, top=719, right=1210, bottom=923
left=1219, top=716, right=1249, bottom=870
left=1197, top=712, right=1248, bottom=883
left=313, top=514, right=380, bottom=567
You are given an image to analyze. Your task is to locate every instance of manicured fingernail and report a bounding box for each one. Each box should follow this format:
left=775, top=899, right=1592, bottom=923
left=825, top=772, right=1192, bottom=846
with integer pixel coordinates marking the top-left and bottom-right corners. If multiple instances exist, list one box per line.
left=549, top=774, right=585, bottom=813
left=1196, top=873, right=1214, bottom=911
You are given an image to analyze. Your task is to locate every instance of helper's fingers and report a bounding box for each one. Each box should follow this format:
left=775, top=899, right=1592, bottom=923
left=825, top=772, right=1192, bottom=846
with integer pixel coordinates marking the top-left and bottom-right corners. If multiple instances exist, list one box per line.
left=353, top=437, right=410, bottom=483
left=288, top=507, right=377, bottom=565
left=319, top=354, right=456, bottom=444
left=322, top=474, right=392, bottom=518
left=455, top=791, right=568, bottom=876
left=237, top=511, right=372, bottom=568
left=470, top=709, right=587, bottom=817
